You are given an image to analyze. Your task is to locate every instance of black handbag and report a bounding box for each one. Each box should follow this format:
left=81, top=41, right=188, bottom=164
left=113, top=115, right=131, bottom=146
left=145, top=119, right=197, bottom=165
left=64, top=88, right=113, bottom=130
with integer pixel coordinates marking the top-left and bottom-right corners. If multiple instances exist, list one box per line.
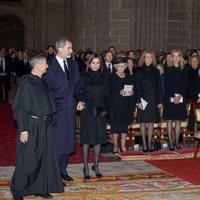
left=94, top=108, right=108, bottom=119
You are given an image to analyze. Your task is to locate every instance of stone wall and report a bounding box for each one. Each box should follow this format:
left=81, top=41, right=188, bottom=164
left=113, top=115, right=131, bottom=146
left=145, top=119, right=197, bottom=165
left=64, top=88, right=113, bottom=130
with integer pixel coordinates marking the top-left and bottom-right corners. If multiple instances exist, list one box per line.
left=71, top=0, right=200, bottom=53
left=33, top=0, right=71, bottom=50
left=0, top=0, right=200, bottom=52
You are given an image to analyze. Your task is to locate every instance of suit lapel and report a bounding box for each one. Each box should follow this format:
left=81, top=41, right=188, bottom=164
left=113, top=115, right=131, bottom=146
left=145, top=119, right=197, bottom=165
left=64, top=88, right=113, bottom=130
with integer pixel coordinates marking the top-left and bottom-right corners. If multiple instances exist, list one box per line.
left=52, top=58, right=69, bottom=84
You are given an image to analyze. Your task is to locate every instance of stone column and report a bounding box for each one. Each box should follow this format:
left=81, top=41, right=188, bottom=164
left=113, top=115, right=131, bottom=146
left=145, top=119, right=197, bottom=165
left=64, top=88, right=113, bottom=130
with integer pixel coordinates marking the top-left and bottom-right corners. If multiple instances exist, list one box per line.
left=109, top=0, right=131, bottom=51
left=96, top=0, right=110, bottom=52
left=70, top=0, right=85, bottom=50
left=190, top=0, right=200, bottom=49
left=33, top=0, right=70, bottom=51
left=167, top=0, right=191, bottom=51
left=130, top=0, right=168, bottom=52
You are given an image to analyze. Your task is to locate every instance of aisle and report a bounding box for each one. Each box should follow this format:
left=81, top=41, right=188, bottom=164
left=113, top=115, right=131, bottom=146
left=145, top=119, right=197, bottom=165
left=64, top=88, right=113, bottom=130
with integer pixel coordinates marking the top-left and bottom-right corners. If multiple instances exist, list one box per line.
left=0, top=102, right=17, bottom=166
left=0, top=102, right=109, bottom=166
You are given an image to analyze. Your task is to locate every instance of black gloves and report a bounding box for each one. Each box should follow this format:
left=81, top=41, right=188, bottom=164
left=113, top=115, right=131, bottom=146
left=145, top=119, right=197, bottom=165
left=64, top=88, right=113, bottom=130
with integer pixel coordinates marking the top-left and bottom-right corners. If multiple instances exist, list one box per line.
left=97, top=110, right=108, bottom=118
left=94, top=108, right=108, bottom=118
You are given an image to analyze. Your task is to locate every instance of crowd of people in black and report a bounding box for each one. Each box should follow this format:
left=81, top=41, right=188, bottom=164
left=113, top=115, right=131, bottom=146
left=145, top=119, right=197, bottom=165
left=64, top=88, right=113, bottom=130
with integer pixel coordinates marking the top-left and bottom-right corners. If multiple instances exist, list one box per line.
left=1, top=43, right=200, bottom=199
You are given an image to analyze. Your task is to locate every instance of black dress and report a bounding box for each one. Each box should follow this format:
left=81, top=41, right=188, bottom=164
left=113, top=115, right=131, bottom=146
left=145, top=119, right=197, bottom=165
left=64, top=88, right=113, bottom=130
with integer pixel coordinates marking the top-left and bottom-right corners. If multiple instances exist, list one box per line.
left=80, top=70, right=109, bottom=145
left=163, top=66, right=188, bottom=120
left=135, top=64, right=161, bottom=123
left=187, top=74, right=200, bottom=131
left=11, top=74, right=64, bottom=197
left=109, top=73, right=135, bottom=133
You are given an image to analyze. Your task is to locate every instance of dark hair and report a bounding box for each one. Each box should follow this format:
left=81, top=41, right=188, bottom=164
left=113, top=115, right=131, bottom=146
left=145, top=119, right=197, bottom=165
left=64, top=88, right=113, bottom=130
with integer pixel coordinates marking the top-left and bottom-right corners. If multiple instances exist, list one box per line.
left=108, top=45, right=116, bottom=50
left=126, top=50, right=135, bottom=56
left=127, top=57, right=136, bottom=65
left=46, top=45, right=54, bottom=50
left=189, top=50, right=199, bottom=57
left=86, top=53, right=102, bottom=71
left=103, top=50, right=113, bottom=57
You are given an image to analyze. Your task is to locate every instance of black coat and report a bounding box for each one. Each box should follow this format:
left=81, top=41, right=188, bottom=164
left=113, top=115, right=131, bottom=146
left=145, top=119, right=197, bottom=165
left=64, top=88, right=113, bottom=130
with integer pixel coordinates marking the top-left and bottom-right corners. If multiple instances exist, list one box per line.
left=43, top=57, right=85, bottom=154
left=188, top=74, right=200, bottom=102
left=187, top=65, right=198, bottom=85
left=0, top=56, right=12, bottom=101
left=163, top=66, right=188, bottom=120
left=135, top=64, right=161, bottom=123
left=187, top=74, right=200, bottom=131
left=102, top=63, right=116, bottom=75
left=80, top=70, right=109, bottom=144
left=15, top=59, right=31, bottom=77
left=109, top=73, right=135, bottom=133
left=11, top=74, right=64, bottom=196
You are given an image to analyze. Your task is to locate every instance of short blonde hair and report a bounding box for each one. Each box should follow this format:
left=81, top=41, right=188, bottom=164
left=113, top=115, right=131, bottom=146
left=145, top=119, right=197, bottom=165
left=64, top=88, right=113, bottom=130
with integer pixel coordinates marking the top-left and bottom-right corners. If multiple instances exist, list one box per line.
left=169, top=49, right=185, bottom=69
left=138, top=50, right=157, bottom=67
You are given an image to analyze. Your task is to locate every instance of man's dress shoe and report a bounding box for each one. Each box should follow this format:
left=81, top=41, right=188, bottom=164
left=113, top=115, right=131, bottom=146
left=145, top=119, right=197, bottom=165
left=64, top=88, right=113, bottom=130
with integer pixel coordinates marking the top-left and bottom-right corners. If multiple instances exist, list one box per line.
left=62, top=174, right=74, bottom=181
left=34, top=194, right=53, bottom=198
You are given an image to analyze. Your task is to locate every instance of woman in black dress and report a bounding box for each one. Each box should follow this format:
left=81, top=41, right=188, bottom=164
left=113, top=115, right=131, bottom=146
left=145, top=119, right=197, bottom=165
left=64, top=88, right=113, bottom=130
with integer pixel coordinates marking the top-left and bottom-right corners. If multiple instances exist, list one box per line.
left=187, top=66, right=200, bottom=131
left=187, top=56, right=200, bottom=131
left=110, top=57, right=135, bottom=153
left=163, top=49, right=187, bottom=150
left=80, top=53, right=109, bottom=179
left=135, top=50, right=162, bottom=152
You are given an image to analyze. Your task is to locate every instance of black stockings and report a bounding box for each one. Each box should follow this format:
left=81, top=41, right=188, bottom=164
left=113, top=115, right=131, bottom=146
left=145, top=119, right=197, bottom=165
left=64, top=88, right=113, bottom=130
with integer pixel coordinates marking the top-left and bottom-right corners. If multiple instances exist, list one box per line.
left=82, top=144, right=101, bottom=175
left=140, top=123, right=153, bottom=150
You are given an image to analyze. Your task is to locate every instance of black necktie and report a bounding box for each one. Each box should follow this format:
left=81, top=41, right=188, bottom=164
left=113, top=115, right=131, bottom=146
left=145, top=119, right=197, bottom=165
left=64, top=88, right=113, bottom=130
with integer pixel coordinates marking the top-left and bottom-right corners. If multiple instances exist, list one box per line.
left=63, top=60, right=69, bottom=78
left=108, top=64, right=112, bottom=74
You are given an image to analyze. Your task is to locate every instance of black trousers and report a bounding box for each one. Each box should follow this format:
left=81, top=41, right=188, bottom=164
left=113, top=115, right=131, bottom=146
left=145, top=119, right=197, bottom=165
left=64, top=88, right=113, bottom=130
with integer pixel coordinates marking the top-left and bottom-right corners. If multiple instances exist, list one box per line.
left=0, top=75, right=9, bottom=102
left=57, top=154, right=69, bottom=175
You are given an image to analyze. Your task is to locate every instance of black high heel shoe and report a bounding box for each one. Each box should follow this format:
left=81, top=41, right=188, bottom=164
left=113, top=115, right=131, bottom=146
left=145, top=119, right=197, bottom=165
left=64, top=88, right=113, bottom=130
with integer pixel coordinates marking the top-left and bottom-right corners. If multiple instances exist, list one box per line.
left=174, top=143, right=182, bottom=149
left=169, top=146, right=175, bottom=151
left=142, top=145, right=148, bottom=153
left=168, top=142, right=175, bottom=151
left=83, top=168, right=91, bottom=180
left=148, top=147, right=154, bottom=152
left=91, top=166, right=103, bottom=178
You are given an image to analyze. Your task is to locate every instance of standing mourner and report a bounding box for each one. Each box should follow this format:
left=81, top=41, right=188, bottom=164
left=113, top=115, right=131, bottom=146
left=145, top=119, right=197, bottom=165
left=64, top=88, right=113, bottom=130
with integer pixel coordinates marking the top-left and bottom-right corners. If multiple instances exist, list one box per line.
left=187, top=67, right=200, bottom=131
left=110, top=57, right=135, bottom=153
left=80, top=53, right=109, bottom=179
left=163, top=49, right=187, bottom=150
left=135, top=50, right=162, bottom=152
left=11, top=55, right=64, bottom=200
left=0, top=48, right=11, bottom=102
left=43, top=37, right=85, bottom=182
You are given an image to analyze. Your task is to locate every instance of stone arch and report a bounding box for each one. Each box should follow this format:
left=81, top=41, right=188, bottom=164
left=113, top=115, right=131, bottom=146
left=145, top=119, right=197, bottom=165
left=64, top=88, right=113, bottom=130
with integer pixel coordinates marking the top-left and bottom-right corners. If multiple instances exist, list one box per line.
left=0, top=14, right=24, bottom=49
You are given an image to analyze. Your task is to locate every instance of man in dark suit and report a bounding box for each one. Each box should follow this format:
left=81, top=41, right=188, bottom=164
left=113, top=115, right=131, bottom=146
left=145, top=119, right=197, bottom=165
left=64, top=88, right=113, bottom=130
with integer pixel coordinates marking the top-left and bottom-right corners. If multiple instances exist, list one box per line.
left=43, top=37, right=85, bottom=182
left=102, top=50, right=115, bottom=75
left=0, top=48, right=11, bottom=102
left=46, top=45, right=55, bottom=61
left=15, top=51, right=30, bottom=78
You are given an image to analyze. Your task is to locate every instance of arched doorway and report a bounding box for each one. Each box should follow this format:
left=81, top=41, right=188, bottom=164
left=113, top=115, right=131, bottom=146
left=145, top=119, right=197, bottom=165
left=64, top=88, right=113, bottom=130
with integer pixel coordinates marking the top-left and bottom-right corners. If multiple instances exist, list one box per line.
left=0, top=15, right=24, bottom=49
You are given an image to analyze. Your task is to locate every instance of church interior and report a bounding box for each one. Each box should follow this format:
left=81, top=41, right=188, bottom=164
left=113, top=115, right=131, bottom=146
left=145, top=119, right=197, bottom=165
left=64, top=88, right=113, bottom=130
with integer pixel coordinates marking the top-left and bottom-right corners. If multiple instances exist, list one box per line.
left=1, top=0, right=200, bottom=199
